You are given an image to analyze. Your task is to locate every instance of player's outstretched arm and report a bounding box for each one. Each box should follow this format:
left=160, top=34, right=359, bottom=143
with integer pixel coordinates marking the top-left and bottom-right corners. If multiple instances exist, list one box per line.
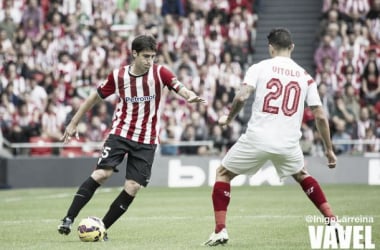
left=61, top=91, right=102, bottom=143
left=177, top=86, right=207, bottom=104
left=310, top=105, right=337, bottom=168
left=219, top=84, right=254, bottom=126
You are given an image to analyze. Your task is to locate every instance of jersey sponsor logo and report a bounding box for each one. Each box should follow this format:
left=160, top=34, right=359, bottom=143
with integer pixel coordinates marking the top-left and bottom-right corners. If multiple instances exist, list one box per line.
left=125, top=95, right=156, bottom=103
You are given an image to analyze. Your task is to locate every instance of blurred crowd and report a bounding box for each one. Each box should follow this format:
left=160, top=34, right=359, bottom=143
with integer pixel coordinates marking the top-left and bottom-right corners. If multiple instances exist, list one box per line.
left=302, top=0, right=380, bottom=156
left=1, top=0, right=379, bottom=158
left=0, top=0, right=258, bottom=157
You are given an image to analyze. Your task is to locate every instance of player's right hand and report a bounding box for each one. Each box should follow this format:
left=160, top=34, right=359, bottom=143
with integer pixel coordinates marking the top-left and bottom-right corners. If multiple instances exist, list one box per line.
left=218, top=115, right=230, bottom=126
left=325, top=149, right=337, bottom=169
left=61, top=123, right=79, bottom=144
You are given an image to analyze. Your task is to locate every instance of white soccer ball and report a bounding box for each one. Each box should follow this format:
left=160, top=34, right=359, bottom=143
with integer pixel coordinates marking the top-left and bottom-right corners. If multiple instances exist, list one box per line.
left=77, top=216, right=106, bottom=242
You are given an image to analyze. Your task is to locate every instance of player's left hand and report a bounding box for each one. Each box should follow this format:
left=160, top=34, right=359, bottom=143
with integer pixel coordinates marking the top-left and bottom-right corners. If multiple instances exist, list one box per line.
left=188, top=96, right=207, bottom=104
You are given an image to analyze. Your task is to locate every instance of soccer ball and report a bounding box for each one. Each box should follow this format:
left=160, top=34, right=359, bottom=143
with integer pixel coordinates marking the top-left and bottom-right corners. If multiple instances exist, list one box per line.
left=77, top=216, right=106, bottom=242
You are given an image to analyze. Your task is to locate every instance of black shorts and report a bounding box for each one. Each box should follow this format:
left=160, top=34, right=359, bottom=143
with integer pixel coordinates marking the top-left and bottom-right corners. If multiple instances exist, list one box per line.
left=96, top=134, right=157, bottom=187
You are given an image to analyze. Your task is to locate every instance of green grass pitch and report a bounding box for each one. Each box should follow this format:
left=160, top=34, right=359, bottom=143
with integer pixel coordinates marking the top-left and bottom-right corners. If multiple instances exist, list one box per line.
left=1, top=185, right=379, bottom=249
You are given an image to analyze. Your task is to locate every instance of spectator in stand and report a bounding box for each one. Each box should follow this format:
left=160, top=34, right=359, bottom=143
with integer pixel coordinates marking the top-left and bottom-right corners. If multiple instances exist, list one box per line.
left=59, top=25, right=86, bottom=60
left=190, top=111, right=208, bottom=142
left=173, top=51, right=199, bottom=78
left=106, top=46, right=123, bottom=71
left=318, top=8, right=344, bottom=38
left=331, top=94, right=356, bottom=135
left=326, top=22, right=343, bottom=48
left=361, top=59, right=380, bottom=105
left=318, top=83, right=335, bottom=119
left=21, top=0, right=44, bottom=42
left=341, top=0, right=370, bottom=23
left=337, top=63, right=361, bottom=93
left=161, top=14, right=180, bottom=44
left=45, top=12, right=65, bottom=39
left=161, top=0, right=185, bottom=18
left=205, top=15, right=228, bottom=40
left=352, top=106, right=375, bottom=151
left=351, top=21, right=370, bottom=54
left=362, top=126, right=380, bottom=152
left=2, top=83, right=21, bottom=110
left=113, top=0, right=138, bottom=29
left=365, top=47, right=380, bottom=69
left=180, top=124, right=199, bottom=155
left=204, top=30, right=224, bottom=64
left=0, top=11, right=18, bottom=42
left=0, top=91, right=15, bottom=135
left=315, top=57, right=339, bottom=95
left=192, top=64, right=217, bottom=105
left=57, top=52, right=77, bottom=88
left=1, top=62, right=26, bottom=97
left=41, top=99, right=63, bottom=141
left=206, top=0, right=229, bottom=26
left=9, top=101, right=40, bottom=150
left=204, top=53, right=220, bottom=81
left=314, top=33, right=340, bottom=72
left=80, top=34, right=106, bottom=74
left=175, top=24, right=206, bottom=66
left=34, top=38, right=54, bottom=74
left=332, top=119, right=352, bottom=154
left=160, top=126, right=179, bottom=156
left=228, top=0, right=253, bottom=14
left=219, top=51, right=242, bottom=82
left=28, top=75, right=48, bottom=113
left=227, top=8, right=249, bottom=60
left=342, top=83, right=361, bottom=120
left=64, top=96, right=87, bottom=127
left=0, top=0, right=23, bottom=24
left=92, top=102, right=113, bottom=128
left=86, top=115, right=106, bottom=142
left=366, top=0, right=380, bottom=45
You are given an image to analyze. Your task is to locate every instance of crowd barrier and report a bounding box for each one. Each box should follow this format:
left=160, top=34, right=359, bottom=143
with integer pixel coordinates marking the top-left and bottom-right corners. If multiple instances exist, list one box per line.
left=0, top=154, right=379, bottom=188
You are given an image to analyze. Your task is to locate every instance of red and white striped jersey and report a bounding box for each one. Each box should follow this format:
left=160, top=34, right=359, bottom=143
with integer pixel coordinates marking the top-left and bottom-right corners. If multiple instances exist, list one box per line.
left=97, top=64, right=181, bottom=144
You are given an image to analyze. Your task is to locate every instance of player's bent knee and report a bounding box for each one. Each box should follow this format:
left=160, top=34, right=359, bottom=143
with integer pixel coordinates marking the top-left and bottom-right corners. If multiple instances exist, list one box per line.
left=292, top=168, right=310, bottom=183
left=216, top=166, right=236, bottom=182
left=124, top=180, right=141, bottom=196
left=91, top=169, right=113, bottom=184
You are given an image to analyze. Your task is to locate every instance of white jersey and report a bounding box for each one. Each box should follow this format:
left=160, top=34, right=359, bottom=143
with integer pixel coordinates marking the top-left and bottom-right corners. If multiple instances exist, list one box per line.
left=243, top=56, right=321, bottom=153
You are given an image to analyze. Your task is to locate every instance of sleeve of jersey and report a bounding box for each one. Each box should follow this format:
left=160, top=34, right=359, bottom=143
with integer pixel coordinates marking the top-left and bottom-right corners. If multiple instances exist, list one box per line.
left=159, top=66, right=182, bottom=92
left=242, top=64, right=259, bottom=88
left=306, top=78, right=322, bottom=106
left=97, top=71, right=116, bottom=99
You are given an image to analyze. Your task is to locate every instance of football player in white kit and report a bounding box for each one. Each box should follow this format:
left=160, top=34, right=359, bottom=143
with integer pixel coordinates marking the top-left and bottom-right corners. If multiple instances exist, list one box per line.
left=204, top=28, right=338, bottom=246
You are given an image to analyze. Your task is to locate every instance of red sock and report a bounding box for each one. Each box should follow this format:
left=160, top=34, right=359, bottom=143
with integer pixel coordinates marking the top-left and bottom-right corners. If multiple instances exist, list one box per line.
left=212, top=181, right=231, bottom=233
left=300, top=176, right=335, bottom=219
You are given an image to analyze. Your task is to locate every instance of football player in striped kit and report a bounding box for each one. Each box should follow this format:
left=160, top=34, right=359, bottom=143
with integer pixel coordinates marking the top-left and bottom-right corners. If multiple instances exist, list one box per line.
left=58, top=35, right=206, bottom=238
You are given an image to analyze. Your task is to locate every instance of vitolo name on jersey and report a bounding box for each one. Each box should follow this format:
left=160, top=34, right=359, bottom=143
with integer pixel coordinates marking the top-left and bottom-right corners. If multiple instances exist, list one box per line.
left=125, top=95, right=156, bottom=103
left=272, top=66, right=300, bottom=77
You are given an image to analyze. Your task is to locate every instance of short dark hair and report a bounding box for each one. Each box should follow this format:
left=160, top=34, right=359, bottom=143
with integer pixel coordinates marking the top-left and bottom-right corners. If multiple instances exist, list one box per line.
left=131, top=35, right=157, bottom=53
left=267, top=28, right=293, bottom=50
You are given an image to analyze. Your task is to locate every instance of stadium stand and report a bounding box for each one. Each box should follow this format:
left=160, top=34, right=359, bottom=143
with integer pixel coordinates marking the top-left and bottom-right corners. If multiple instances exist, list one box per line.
left=0, top=0, right=378, bottom=158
